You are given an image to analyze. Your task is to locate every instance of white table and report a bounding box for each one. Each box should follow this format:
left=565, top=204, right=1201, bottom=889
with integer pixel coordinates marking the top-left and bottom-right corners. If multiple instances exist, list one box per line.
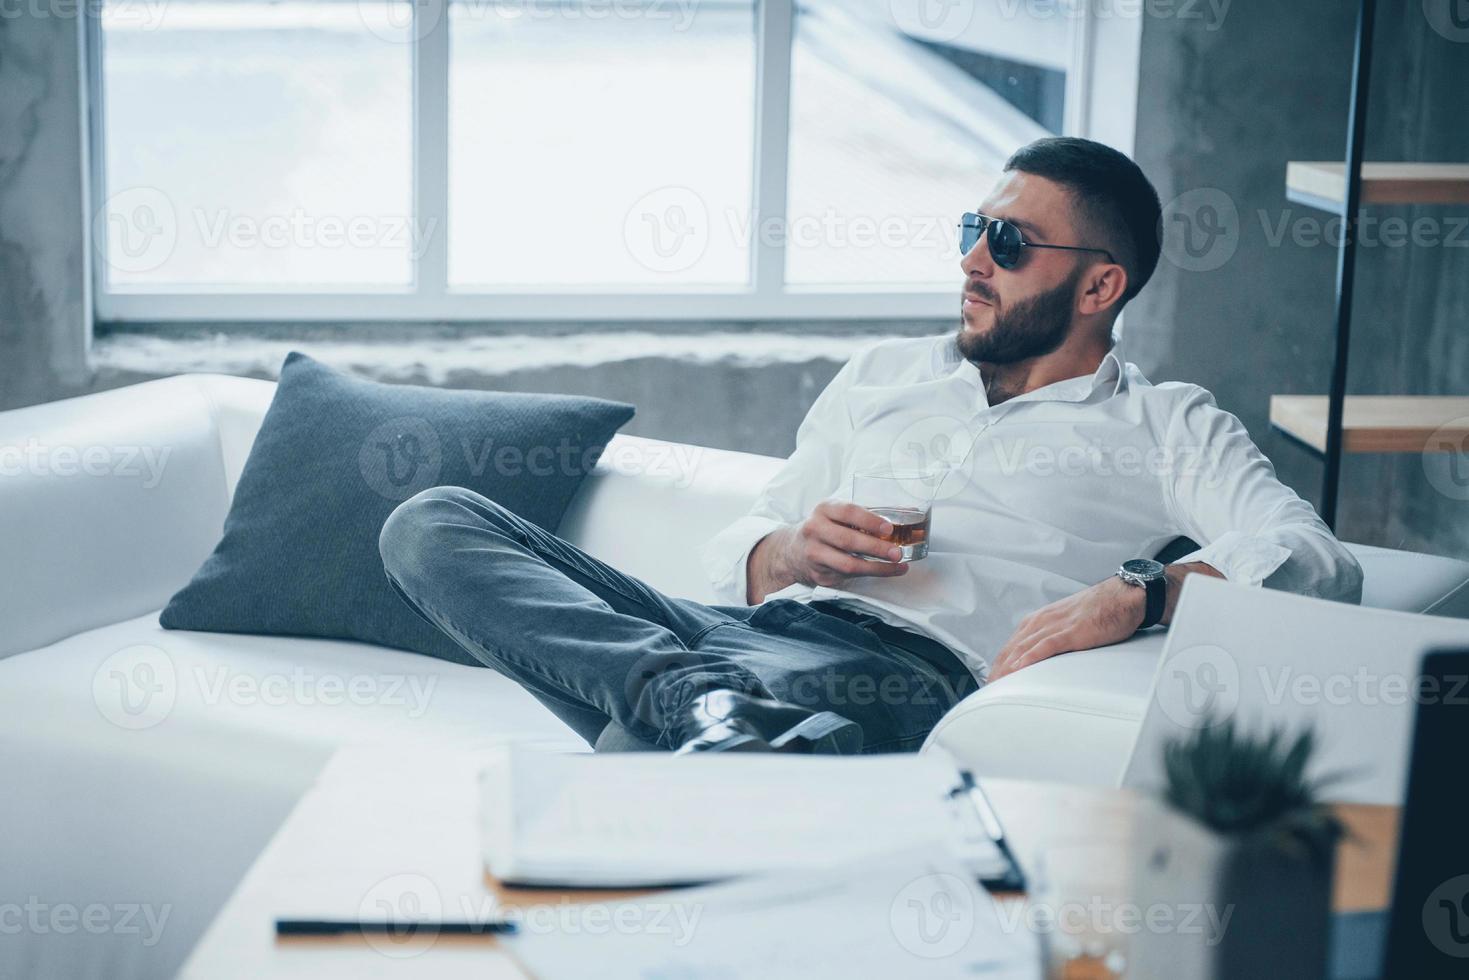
left=181, top=744, right=1397, bottom=978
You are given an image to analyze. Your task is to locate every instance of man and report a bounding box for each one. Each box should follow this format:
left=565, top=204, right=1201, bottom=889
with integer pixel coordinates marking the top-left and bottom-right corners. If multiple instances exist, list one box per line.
left=380, top=137, right=1362, bottom=756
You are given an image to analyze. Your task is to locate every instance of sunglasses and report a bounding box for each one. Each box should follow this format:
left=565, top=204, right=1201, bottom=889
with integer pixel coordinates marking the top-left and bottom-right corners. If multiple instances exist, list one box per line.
left=958, top=212, right=1115, bottom=270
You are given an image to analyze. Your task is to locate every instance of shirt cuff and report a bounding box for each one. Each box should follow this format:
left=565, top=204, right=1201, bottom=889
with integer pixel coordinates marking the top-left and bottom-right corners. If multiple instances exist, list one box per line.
left=701, top=515, right=787, bottom=605
left=1171, top=531, right=1292, bottom=587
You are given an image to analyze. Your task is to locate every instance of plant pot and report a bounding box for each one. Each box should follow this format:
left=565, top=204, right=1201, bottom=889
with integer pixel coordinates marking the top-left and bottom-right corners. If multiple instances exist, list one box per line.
left=1128, top=799, right=1335, bottom=980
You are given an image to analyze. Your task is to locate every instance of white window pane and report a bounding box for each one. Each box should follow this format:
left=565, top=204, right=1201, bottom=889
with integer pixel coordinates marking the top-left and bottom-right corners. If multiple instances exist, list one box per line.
left=448, top=1, right=756, bottom=288
left=785, top=0, right=1065, bottom=287
left=100, top=1, right=413, bottom=289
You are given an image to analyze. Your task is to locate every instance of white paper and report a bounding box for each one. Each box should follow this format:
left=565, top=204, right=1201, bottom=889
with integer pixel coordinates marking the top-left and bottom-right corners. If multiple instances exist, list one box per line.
left=480, top=748, right=1008, bottom=887
left=501, top=845, right=1040, bottom=980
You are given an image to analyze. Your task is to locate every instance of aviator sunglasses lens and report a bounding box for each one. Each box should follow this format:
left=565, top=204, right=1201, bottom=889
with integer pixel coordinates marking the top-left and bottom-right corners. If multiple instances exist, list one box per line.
left=989, top=220, right=1022, bottom=268
left=959, top=214, right=983, bottom=255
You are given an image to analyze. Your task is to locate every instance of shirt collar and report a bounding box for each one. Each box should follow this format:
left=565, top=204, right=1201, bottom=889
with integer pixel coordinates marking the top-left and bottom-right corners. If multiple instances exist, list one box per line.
left=940, top=332, right=1129, bottom=404
left=1096, top=335, right=1127, bottom=396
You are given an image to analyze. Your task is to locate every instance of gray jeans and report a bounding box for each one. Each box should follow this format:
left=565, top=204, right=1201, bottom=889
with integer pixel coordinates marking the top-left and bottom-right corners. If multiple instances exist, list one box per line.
left=379, top=486, right=977, bottom=753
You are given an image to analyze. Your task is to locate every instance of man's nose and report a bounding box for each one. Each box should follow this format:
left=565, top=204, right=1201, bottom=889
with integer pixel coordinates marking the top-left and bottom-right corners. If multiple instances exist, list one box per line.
left=960, top=229, right=995, bottom=279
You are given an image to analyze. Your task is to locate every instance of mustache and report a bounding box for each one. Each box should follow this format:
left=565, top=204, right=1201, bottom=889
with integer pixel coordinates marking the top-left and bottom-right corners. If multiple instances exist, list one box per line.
left=964, top=282, right=997, bottom=305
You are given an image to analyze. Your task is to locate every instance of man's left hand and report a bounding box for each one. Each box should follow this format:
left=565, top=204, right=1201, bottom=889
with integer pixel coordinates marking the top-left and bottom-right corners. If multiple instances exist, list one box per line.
left=987, top=577, right=1145, bottom=683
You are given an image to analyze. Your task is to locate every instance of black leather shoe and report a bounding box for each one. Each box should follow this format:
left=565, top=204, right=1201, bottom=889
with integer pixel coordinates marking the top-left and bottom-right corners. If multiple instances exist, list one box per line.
left=672, top=690, right=863, bottom=755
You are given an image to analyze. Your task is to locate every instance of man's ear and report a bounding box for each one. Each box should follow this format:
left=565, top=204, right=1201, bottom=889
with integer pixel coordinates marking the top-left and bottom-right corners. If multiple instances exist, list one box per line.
left=1077, top=262, right=1129, bottom=316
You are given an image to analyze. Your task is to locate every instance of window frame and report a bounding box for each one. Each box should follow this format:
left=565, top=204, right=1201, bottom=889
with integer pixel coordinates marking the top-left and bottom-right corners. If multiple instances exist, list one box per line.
left=87, top=0, right=1130, bottom=324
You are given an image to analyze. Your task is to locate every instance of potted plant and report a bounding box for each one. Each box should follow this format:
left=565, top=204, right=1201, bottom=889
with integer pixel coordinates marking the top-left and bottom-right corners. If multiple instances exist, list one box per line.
left=1128, top=717, right=1344, bottom=979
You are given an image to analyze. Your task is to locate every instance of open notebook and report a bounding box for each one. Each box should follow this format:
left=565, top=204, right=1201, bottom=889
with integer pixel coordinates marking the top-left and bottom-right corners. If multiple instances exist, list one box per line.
left=479, top=746, right=1022, bottom=889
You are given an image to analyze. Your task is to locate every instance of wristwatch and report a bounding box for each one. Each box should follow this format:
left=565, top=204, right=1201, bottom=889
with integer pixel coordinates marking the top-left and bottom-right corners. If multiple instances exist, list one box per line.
left=1117, top=558, right=1167, bottom=630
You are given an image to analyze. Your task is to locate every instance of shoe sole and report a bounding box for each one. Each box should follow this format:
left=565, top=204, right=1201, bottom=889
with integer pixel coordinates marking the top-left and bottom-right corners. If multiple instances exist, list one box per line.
left=768, top=712, right=863, bottom=754
left=673, top=731, right=772, bottom=755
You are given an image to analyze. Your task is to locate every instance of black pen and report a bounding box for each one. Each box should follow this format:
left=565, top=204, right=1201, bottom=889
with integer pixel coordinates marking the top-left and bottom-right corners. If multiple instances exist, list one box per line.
left=275, top=918, right=517, bottom=936
left=955, top=770, right=1027, bottom=892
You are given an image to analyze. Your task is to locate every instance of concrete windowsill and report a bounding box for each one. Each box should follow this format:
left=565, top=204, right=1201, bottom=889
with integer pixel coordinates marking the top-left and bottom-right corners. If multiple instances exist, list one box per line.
left=89, top=326, right=934, bottom=385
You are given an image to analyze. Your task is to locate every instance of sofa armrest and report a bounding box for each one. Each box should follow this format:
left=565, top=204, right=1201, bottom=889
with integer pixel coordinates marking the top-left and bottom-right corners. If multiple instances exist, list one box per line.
left=191, top=373, right=277, bottom=497
left=1347, top=541, right=1469, bottom=617
left=0, top=377, right=236, bottom=657
left=920, top=632, right=1168, bottom=784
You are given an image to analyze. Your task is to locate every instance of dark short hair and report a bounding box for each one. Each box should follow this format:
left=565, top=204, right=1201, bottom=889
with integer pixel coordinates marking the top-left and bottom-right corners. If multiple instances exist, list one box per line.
left=1003, top=137, right=1162, bottom=305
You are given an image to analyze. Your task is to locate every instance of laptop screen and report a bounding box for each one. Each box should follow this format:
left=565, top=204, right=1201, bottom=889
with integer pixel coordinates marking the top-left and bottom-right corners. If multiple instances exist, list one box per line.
left=1379, top=648, right=1469, bottom=976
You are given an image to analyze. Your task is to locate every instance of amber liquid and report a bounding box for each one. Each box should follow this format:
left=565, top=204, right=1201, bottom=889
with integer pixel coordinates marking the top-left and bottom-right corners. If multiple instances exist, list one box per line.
left=869, top=506, right=930, bottom=562
left=1050, top=954, right=1122, bottom=980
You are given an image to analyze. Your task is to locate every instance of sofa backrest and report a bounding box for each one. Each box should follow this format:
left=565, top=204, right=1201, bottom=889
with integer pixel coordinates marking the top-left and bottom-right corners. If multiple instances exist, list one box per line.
left=6, top=373, right=1468, bottom=659
left=557, top=436, right=780, bottom=604
left=189, top=376, right=1469, bottom=614
left=0, top=375, right=780, bottom=658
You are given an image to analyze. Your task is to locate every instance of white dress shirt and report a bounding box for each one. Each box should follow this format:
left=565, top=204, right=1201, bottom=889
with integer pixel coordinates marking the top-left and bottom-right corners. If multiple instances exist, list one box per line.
left=702, top=333, right=1363, bottom=679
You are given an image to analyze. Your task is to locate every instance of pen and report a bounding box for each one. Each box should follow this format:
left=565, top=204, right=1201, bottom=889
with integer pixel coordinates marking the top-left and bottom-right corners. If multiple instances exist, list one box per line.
left=955, top=770, right=1027, bottom=892
left=275, top=918, right=517, bottom=936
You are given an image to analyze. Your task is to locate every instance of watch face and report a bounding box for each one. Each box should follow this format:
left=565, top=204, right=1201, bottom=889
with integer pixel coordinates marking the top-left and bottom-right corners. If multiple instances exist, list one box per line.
left=1121, top=558, right=1166, bottom=579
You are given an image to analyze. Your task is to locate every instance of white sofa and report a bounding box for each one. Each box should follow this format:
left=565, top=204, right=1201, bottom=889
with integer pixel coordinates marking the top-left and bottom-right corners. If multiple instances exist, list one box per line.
left=4, top=373, right=1469, bottom=980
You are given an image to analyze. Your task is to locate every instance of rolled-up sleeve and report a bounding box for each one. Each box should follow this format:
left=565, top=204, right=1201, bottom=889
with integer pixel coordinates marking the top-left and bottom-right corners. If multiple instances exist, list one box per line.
left=1162, top=386, right=1363, bottom=603
left=701, top=358, right=859, bottom=604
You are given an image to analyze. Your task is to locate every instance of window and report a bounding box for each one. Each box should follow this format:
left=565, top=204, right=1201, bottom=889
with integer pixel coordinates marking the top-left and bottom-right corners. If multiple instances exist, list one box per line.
left=98, top=1, right=413, bottom=288
left=91, top=0, right=1102, bottom=321
left=446, top=2, right=756, bottom=287
left=785, top=1, right=1066, bottom=287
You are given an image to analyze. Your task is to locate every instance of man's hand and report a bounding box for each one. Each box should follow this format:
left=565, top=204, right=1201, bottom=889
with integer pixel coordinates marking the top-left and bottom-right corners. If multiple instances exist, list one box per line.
left=745, top=501, right=909, bottom=604
left=988, top=577, right=1144, bottom=683
left=988, top=562, right=1222, bottom=683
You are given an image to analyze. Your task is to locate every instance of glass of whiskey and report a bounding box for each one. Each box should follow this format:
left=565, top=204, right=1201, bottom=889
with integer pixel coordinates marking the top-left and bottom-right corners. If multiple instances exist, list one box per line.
left=851, top=469, right=943, bottom=563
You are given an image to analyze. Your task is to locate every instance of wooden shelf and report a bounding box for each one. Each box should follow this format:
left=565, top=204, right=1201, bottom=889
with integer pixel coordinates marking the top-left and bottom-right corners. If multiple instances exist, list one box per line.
left=1285, top=162, right=1469, bottom=210
left=1270, top=396, right=1469, bottom=454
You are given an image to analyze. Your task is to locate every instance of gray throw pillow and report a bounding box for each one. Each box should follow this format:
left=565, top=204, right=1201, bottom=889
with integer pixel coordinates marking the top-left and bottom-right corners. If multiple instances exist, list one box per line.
left=160, top=352, right=635, bottom=665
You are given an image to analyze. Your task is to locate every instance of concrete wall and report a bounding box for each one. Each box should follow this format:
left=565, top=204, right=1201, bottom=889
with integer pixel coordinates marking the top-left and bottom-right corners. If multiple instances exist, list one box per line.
left=86, top=323, right=940, bottom=459
left=0, top=14, right=91, bottom=408
left=1128, top=1, right=1469, bottom=560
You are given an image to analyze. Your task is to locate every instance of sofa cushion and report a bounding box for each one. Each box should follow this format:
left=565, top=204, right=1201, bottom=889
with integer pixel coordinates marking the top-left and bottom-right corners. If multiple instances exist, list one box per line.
left=160, top=353, right=634, bottom=665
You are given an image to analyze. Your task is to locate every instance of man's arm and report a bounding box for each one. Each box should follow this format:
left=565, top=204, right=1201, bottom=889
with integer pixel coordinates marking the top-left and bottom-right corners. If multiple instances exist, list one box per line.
left=744, top=503, right=907, bottom=605
left=988, top=561, right=1222, bottom=681
left=1160, top=385, right=1363, bottom=602
left=702, top=347, right=909, bottom=605
left=989, top=385, right=1362, bottom=683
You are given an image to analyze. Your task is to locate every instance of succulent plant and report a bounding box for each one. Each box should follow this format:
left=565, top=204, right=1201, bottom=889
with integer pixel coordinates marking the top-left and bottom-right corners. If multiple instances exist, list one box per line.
left=1161, top=716, right=1344, bottom=866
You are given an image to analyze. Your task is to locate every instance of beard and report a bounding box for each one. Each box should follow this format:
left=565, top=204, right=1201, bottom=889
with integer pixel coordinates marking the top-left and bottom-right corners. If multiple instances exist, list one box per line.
left=956, top=268, right=1082, bottom=365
